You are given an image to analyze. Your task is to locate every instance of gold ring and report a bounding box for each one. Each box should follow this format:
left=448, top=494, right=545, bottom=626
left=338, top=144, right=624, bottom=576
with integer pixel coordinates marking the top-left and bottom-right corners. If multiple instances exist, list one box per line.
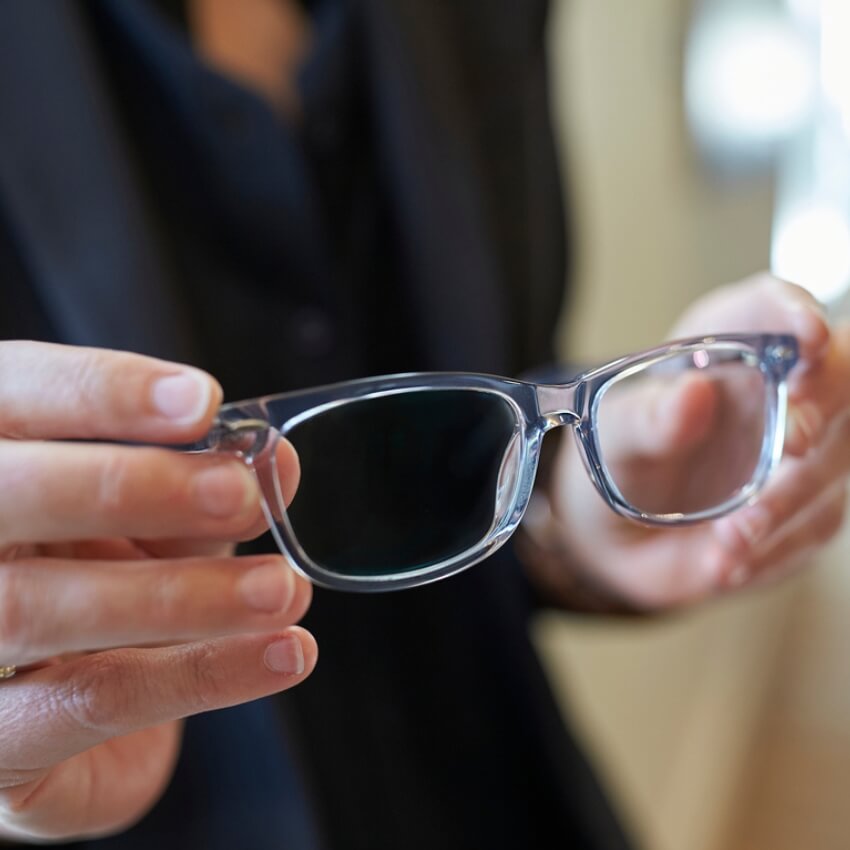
left=0, top=665, right=17, bottom=680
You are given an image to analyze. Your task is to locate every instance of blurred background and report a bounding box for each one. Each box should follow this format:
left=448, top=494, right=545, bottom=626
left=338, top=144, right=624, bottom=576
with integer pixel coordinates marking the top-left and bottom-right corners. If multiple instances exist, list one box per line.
left=535, top=1, right=850, bottom=848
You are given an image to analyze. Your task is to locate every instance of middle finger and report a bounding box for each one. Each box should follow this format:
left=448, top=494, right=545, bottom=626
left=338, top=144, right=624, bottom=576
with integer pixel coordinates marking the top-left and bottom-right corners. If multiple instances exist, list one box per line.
left=0, top=440, right=299, bottom=547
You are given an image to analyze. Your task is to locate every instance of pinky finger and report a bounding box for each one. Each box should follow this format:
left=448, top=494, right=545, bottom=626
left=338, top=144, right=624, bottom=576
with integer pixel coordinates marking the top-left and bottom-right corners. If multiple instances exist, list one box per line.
left=0, top=627, right=318, bottom=771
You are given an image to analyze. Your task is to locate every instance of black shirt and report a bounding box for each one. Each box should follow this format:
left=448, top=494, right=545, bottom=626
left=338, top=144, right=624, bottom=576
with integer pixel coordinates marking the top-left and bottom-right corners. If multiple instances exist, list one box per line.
left=84, top=0, right=420, bottom=401
left=0, top=2, right=635, bottom=847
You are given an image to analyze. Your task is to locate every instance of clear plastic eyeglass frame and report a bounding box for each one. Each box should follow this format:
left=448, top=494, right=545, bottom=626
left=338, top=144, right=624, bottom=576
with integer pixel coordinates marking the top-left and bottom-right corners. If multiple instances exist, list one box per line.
left=198, top=333, right=798, bottom=592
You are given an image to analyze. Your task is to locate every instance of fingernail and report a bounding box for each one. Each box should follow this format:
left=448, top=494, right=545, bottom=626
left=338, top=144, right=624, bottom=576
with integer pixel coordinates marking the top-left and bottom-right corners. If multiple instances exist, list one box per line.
left=700, top=545, right=731, bottom=586
left=715, top=506, right=771, bottom=552
left=264, top=635, right=304, bottom=675
left=193, top=463, right=258, bottom=518
left=151, top=371, right=213, bottom=424
left=239, top=561, right=294, bottom=613
left=725, top=564, right=751, bottom=589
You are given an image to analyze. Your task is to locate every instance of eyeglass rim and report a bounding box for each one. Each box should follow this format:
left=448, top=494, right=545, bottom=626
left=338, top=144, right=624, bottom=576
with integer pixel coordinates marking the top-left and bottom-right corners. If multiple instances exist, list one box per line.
left=577, top=336, right=793, bottom=526
left=208, top=332, right=799, bottom=592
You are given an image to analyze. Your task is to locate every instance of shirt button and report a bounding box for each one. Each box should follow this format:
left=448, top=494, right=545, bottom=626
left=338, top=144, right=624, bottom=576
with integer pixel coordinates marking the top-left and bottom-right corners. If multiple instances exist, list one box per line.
left=289, top=307, right=335, bottom=357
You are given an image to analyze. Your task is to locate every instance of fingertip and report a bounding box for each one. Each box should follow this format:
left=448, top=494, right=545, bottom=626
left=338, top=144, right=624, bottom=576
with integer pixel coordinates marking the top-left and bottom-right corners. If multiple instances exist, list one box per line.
left=292, top=625, right=318, bottom=674
left=698, top=540, right=735, bottom=590
left=714, top=504, right=771, bottom=556
left=701, top=531, right=753, bottom=593
left=144, top=367, right=223, bottom=442
left=264, top=626, right=317, bottom=678
left=787, top=299, right=830, bottom=364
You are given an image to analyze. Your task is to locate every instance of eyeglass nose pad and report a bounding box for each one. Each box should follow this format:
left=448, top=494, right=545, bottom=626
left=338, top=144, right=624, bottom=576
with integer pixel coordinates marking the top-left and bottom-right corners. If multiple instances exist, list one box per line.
left=211, top=419, right=284, bottom=523
left=493, top=430, right=522, bottom=524
left=211, top=418, right=272, bottom=460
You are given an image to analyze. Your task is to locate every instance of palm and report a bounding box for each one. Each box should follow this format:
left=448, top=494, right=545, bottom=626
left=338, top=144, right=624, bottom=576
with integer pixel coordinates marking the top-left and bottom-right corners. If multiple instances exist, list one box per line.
left=7, top=723, right=183, bottom=838
left=557, top=437, right=724, bottom=607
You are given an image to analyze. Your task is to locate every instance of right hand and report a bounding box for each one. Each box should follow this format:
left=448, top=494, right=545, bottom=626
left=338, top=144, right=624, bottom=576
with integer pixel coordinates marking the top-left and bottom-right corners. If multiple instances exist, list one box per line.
left=0, top=341, right=316, bottom=843
left=546, top=276, right=850, bottom=610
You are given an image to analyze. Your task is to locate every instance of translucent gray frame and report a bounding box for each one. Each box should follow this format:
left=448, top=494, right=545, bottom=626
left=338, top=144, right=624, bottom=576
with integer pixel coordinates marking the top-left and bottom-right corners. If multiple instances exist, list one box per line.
left=200, top=333, right=798, bottom=592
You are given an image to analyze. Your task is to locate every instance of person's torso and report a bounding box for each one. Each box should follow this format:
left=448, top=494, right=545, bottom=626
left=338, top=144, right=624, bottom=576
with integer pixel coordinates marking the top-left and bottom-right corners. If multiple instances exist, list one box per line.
left=0, top=2, right=633, bottom=848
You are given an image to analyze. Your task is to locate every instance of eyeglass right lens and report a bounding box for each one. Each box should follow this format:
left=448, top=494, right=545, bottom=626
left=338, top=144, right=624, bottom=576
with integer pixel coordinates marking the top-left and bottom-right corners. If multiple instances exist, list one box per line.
left=279, top=389, right=520, bottom=581
left=594, top=347, right=769, bottom=518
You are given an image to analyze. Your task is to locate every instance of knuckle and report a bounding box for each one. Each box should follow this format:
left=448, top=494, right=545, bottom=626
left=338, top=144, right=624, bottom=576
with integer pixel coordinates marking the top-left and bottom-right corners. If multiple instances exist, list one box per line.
left=93, top=451, right=137, bottom=516
left=93, top=447, right=189, bottom=531
left=177, top=642, right=229, bottom=712
left=67, top=349, right=110, bottom=414
left=147, top=569, right=188, bottom=624
left=60, top=652, right=139, bottom=733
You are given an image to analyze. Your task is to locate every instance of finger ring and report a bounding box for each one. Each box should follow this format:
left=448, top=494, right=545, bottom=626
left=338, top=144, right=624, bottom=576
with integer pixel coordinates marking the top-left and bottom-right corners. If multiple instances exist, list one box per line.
left=0, top=665, right=16, bottom=680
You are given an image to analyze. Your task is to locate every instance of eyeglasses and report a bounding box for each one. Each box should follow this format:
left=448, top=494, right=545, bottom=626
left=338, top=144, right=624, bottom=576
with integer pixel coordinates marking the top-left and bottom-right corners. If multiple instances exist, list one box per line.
left=198, top=333, right=798, bottom=592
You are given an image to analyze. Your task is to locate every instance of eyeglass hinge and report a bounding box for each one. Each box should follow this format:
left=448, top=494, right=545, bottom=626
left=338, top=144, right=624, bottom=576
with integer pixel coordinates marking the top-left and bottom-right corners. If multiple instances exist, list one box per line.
left=207, top=418, right=271, bottom=462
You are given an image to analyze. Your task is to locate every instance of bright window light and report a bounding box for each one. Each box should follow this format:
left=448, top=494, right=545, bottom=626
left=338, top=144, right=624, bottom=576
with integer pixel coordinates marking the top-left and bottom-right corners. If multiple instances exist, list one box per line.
left=772, top=206, right=850, bottom=302
left=686, top=7, right=816, bottom=156
left=821, top=0, right=850, bottom=136
left=786, top=0, right=822, bottom=28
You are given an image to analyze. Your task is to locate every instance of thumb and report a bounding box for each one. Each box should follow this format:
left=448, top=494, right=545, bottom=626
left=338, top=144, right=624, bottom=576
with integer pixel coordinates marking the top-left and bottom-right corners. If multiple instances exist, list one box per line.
left=594, top=371, right=720, bottom=462
left=672, top=274, right=829, bottom=366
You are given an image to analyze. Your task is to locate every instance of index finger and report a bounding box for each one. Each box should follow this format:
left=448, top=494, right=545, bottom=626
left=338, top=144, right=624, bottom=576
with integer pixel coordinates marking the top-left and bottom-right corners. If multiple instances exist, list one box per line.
left=673, top=274, right=830, bottom=365
left=0, top=341, right=222, bottom=443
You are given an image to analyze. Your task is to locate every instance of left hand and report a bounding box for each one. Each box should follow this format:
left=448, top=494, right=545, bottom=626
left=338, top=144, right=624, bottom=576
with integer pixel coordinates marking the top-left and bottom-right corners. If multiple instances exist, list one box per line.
left=544, top=273, right=850, bottom=611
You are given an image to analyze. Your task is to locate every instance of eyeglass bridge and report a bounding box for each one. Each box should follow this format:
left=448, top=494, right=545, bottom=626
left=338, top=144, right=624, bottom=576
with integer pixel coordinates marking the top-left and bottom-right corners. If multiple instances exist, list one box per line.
left=535, top=384, right=581, bottom=430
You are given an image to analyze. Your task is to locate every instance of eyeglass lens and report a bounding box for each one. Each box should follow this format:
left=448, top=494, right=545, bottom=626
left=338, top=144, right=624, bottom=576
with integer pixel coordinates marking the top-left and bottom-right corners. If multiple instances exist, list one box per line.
left=594, top=347, right=768, bottom=517
left=281, top=390, right=520, bottom=577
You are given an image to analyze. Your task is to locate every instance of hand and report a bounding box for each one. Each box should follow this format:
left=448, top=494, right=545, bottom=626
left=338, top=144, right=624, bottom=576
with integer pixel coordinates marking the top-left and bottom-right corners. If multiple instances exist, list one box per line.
left=0, top=342, right=316, bottom=843
left=545, top=274, right=850, bottom=611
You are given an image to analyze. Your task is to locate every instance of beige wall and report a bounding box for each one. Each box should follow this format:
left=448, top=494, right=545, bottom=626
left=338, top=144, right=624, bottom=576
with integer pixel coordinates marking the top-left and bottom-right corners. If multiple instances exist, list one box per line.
left=552, top=0, right=775, bottom=359
left=535, top=2, right=831, bottom=850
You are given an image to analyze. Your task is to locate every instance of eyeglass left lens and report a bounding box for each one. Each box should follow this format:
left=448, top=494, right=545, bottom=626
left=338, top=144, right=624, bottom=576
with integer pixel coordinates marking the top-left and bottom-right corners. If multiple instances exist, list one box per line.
left=277, top=389, right=521, bottom=580
left=593, top=345, right=773, bottom=519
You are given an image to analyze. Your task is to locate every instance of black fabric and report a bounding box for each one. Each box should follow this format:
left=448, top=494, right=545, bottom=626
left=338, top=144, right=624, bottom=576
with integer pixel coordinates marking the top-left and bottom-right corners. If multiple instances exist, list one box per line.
left=0, top=0, right=199, bottom=363
left=0, top=1, right=634, bottom=848
left=72, top=699, right=323, bottom=850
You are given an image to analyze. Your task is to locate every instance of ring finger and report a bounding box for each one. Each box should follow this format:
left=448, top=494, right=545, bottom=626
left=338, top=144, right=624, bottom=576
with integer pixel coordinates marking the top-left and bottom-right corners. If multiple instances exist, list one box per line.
left=0, top=555, right=312, bottom=667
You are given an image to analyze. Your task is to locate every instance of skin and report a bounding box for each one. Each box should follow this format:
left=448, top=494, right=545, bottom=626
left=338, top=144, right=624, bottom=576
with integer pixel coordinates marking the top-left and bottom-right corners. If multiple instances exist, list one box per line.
left=187, top=0, right=312, bottom=118
left=547, top=275, right=850, bottom=610
left=0, top=343, right=316, bottom=842
left=0, top=3, right=315, bottom=841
